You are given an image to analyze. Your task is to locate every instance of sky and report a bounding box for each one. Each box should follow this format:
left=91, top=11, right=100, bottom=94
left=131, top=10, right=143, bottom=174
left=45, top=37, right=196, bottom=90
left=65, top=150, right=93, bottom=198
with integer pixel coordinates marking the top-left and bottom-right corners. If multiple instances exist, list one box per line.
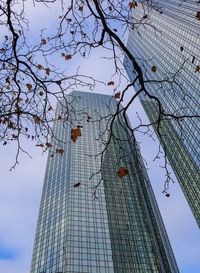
left=0, top=1, right=200, bottom=273
left=0, top=92, right=200, bottom=273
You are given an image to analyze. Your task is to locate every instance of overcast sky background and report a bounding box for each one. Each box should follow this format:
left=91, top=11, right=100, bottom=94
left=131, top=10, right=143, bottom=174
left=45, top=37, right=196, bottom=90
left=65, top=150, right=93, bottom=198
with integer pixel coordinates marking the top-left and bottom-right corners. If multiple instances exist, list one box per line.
left=0, top=1, right=200, bottom=273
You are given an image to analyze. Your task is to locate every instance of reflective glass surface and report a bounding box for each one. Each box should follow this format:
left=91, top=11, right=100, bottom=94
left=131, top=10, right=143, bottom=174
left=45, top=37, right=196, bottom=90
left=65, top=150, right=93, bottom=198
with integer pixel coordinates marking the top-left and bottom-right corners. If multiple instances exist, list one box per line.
left=124, top=0, right=200, bottom=226
left=30, top=91, right=178, bottom=273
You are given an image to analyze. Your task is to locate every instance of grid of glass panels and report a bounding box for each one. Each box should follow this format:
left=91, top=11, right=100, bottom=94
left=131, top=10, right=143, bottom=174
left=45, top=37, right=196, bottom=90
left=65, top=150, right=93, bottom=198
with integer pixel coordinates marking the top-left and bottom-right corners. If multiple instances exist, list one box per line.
left=124, top=0, right=200, bottom=226
left=102, top=117, right=178, bottom=272
left=30, top=91, right=178, bottom=273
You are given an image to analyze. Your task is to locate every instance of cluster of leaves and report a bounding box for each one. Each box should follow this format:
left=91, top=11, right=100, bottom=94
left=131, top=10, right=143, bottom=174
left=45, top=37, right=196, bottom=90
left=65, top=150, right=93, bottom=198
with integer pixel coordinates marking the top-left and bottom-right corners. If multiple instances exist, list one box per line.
left=0, top=0, right=200, bottom=200
left=0, top=0, right=99, bottom=167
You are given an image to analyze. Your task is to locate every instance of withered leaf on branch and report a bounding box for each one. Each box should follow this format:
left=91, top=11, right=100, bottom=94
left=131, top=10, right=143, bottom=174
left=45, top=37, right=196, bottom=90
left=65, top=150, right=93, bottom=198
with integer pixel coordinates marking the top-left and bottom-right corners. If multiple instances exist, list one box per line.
left=12, top=134, right=18, bottom=139
left=16, top=97, right=23, bottom=103
left=41, top=39, right=47, bottom=45
left=114, top=92, right=121, bottom=99
left=56, top=148, right=64, bottom=155
left=151, top=65, right=157, bottom=72
left=117, top=167, right=128, bottom=177
left=196, top=11, right=200, bottom=20
left=26, top=83, right=32, bottom=90
left=46, top=142, right=52, bottom=148
left=65, top=54, right=72, bottom=60
left=34, top=116, right=41, bottom=124
left=128, top=1, right=138, bottom=9
left=37, top=64, right=42, bottom=69
left=8, top=122, right=14, bottom=129
left=107, top=81, right=115, bottom=86
left=71, top=127, right=82, bottom=143
left=36, top=144, right=44, bottom=148
left=45, top=68, right=50, bottom=75
left=73, top=182, right=81, bottom=187
left=195, top=65, right=200, bottom=72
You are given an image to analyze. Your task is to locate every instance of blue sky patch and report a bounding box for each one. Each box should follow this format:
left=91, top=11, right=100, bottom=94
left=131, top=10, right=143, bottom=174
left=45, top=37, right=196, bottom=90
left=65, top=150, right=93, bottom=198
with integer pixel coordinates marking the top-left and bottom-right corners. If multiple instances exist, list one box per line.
left=0, top=247, right=17, bottom=260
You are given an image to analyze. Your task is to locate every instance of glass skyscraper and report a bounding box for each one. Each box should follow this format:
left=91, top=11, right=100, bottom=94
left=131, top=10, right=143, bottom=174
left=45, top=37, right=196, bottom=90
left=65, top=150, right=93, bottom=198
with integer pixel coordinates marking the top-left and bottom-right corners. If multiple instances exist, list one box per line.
left=124, top=0, right=200, bottom=227
left=30, top=91, right=178, bottom=273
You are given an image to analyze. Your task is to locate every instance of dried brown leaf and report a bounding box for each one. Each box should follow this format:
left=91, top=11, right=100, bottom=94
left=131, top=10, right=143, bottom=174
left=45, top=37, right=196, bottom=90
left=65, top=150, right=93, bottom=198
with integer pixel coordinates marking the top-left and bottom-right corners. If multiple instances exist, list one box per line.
left=78, top=5, right=83, bottom=11
left=71, top=127, right=82, bottom=143
left=41, top=39, right=47, bottom=45
left=46, top=142, right=52, bottom=148
left=56, top=148, right=64, bottom=155
left=45, top=68, right=50, bottom=75
left=26, top=83, right=32, bottom=91
left=107, top=81, right=115, bottom=86
left=196, top=11, right=200, bottom=20
left=37, top=64, right=42, bottom=69
left=117, top=167, right=128, bottom=177
left=36, top=144, right=44, bottom=148
left=151, top=65, right=157, bottom=72
left=195, top=65, right=200, bottom=72
left=34, top=116, right=41, bottom=124
left=114, top=92, right=121, bottom=99
left=128, top=1, right=138, bottom=9
left=65, top=54, right=72, bottom=60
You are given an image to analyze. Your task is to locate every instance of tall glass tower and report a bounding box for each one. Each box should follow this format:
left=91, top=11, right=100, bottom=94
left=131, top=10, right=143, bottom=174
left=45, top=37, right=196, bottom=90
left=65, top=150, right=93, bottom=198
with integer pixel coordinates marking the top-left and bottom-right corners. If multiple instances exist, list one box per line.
left=124, top=0, right=200, bottom=227
left=30, top=91, right=178, bottom=273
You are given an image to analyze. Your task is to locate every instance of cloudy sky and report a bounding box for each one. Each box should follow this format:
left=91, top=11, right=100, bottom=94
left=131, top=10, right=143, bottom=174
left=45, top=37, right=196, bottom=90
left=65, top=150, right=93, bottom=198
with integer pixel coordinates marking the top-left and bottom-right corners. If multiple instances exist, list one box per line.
left=0, top=1, right=200, bottom=273
left=0, top=91, right=200, bottom=273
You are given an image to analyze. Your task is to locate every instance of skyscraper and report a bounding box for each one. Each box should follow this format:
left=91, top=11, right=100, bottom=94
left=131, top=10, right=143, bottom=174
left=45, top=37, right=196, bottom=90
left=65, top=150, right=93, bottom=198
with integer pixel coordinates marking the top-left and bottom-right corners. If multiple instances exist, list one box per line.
left=30, top=91, right=178, bottom=273
left=124, top=0, right=200, bottom=226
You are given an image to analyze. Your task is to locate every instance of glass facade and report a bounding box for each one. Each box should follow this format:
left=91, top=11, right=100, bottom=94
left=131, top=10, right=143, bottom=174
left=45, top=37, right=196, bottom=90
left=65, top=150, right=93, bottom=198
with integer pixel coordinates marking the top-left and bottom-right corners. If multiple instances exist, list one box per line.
left=30, top=91, right=178, bottom=273
left=124, top=0, right=200, bottom=226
